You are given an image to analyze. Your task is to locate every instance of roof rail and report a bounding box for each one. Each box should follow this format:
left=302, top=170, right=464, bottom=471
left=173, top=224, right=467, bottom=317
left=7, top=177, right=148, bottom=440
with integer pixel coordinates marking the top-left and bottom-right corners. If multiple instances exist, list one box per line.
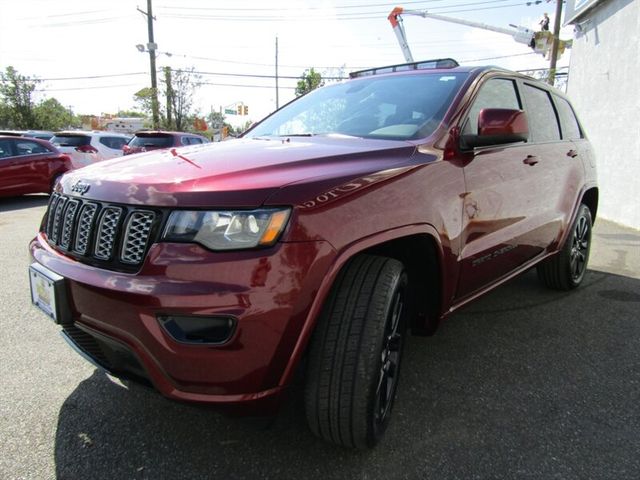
left=349, top=58, right=459, bottom=78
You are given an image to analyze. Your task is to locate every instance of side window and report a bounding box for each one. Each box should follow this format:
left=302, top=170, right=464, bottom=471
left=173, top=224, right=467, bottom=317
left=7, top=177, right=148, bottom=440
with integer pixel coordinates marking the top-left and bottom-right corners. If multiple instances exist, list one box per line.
left=16, top=140, right=49, bottom=155
left=463, top=78, right=521, bottom=135
left=0, top=139, right=15, bottom=159
left=181, top=136, right=192, bottom=146
left=554, top=96, right=582, bottom=140
left=189, top=137, right=203, bottom=144
left=522, top=84, right=561, bottom=142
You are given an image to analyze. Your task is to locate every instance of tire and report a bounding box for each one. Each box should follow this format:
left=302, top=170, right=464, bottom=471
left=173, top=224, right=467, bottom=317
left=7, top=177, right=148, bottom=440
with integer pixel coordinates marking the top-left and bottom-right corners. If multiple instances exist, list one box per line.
left=304, top=254, right=408, bottom=449
left=537, top=204, right=592, bottom=290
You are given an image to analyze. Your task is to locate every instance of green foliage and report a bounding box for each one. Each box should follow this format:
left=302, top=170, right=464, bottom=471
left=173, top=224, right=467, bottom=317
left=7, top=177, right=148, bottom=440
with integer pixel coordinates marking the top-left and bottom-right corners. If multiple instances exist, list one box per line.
left=295, top=68, right=323, bottom=97
left=207, top=111, right=226, bottom=129
left=116, top=109, right=146, bottom=118
left=0, top=66, right=79, bottom=130
left=0, top=66, right=40, bottom=128
left=33, top=98, right=76, bottom=130
left=133, top=87, right=158, bottom=118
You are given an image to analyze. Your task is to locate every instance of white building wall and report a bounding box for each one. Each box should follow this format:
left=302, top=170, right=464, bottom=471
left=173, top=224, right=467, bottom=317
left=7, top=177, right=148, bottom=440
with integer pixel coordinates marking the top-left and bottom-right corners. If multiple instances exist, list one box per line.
left=566, top=0, right=640, bottom=229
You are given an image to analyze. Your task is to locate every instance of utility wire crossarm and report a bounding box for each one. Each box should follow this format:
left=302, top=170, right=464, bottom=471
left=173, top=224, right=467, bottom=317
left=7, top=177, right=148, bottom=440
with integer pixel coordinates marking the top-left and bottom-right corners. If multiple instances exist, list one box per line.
left=388, top=6, right=536, bottom=63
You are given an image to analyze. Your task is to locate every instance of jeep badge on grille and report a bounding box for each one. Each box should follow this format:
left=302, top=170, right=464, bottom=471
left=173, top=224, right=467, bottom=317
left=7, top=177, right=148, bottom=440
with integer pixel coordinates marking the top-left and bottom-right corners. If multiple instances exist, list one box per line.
left=71, top=180, right=90, bottom=195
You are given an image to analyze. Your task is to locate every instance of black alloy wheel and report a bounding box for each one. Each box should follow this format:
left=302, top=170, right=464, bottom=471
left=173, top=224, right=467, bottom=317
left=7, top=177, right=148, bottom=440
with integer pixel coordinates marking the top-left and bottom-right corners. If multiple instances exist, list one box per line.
left=538, top=203, right=592, bottom=290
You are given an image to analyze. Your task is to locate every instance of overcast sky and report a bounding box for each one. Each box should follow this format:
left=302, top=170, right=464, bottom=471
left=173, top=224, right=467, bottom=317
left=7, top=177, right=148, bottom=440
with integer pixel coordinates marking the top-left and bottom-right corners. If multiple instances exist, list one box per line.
left=0, top=0, right=572, bottom=126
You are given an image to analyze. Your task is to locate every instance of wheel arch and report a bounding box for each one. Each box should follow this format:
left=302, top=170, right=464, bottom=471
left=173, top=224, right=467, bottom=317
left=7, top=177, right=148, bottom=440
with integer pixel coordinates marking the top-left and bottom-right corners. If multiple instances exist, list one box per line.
left=279, top=225, right=448, bottom=387
left=581, top=186, right=599, bottom=224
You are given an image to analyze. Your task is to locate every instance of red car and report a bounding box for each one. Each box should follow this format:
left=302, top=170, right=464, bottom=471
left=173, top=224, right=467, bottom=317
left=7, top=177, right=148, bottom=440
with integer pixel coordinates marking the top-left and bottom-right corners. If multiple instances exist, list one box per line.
left=0, top=136, right=71, bottom=197
left=29, top=59, right=597, bottom=449
left=122, top=131, right=209, bottom=155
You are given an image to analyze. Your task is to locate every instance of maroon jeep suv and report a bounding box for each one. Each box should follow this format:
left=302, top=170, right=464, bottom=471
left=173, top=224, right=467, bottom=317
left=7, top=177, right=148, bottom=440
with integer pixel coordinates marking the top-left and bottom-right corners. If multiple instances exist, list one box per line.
left=29, top=59, right=597, bottom=449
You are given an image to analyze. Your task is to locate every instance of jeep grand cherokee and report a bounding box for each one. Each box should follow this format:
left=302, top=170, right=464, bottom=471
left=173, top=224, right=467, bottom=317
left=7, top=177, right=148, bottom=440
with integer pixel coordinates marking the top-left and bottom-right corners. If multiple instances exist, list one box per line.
left=29, top=59, right=597, bottom=449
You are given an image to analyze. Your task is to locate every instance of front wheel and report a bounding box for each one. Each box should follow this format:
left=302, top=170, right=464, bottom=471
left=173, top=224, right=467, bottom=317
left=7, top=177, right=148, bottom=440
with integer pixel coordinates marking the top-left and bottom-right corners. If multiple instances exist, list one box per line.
left=538, top=204, right=592, bottom=290
left=304, top=254, right=409, bottom=449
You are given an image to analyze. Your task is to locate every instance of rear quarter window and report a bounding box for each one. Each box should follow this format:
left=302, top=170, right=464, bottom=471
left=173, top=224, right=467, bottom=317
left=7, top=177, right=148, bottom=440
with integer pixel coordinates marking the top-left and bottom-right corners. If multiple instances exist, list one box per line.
left=554, top=96, right=582, bottom=140
left=522, top=84, right=561, bottom=143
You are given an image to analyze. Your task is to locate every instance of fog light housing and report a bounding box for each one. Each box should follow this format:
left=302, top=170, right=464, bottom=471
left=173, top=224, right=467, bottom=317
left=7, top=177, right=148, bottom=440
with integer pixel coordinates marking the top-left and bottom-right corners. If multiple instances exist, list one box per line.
left=158, top=315, right=236, bottom=345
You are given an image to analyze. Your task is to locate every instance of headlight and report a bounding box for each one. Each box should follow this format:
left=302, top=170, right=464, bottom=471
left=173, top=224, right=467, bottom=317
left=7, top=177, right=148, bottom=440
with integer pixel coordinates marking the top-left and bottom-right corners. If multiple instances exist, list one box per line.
left=162, top=208, right=291, bottom=251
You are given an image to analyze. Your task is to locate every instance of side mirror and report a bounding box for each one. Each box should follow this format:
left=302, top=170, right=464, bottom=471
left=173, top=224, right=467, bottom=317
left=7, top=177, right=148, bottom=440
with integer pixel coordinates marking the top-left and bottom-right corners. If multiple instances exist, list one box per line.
left=462, top=108, right=529, bottom=149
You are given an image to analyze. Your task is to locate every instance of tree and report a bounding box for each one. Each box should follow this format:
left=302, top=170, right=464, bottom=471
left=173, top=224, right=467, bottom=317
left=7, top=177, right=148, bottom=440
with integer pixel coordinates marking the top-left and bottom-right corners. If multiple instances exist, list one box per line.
left=133, top=87, right=158, bottom=119
left=163, top=67, right=202, bottom=131
left=33, top=98, right=76, bottom=130
left=295, top=68, right=323, bottom=97
left=0, top=66, right=40, bottom=128
left=116, top=109, right=146, bottom=118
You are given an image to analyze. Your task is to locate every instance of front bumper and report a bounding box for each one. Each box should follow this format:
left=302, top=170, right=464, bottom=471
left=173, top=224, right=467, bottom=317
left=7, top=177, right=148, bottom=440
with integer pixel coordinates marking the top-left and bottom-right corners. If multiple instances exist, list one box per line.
left=30, top=233, right=335, bottom=413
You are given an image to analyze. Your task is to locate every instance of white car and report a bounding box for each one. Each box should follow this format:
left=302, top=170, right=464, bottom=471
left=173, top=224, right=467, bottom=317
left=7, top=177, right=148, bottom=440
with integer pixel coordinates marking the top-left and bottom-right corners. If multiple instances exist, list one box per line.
left=50, top=131, right=131, bottom=169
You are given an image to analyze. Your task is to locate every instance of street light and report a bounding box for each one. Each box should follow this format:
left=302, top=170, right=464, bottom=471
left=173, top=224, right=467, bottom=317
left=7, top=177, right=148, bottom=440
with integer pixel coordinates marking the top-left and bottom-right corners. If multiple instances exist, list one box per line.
left=134, top=43, right=160, bottom=128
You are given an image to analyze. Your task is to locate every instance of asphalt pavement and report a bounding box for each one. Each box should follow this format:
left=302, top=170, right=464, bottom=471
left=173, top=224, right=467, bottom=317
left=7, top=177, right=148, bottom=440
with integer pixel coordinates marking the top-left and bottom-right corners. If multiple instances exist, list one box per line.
left=1, top=194, right=638, bottom=479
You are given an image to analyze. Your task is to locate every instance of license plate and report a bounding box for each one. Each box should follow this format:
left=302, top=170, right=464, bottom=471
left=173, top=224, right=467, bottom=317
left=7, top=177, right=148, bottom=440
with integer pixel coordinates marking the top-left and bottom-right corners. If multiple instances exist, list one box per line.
left=29, top=263, right=70, bottom=324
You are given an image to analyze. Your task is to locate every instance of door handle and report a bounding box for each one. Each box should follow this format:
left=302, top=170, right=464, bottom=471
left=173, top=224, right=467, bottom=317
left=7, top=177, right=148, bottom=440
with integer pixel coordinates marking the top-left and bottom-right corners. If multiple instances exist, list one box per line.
left=523, top=155, right=539, bottom=166
left=566, top=149, right=578, bottom=158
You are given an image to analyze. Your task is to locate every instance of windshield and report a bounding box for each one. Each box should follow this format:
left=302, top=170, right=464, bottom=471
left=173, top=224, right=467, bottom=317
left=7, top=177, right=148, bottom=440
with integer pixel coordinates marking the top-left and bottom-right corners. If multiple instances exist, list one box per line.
left=246, top=72, right=467, bottom=140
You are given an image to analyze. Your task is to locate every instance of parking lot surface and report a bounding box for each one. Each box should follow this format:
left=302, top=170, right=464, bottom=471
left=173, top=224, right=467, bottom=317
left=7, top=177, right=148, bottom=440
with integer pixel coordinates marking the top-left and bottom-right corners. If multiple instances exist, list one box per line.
left=1, top=194, right=638, bottom=479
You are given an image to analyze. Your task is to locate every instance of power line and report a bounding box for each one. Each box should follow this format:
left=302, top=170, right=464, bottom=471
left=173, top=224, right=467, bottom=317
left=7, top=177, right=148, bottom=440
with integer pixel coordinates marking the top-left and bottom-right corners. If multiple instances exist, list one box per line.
left=38, top=72, right=147, bottom=81
left=161, top=3, right=535, bottom=22
left=157, top=1, right=450, bottom=12
left=37, top=83, right=143, bottom=92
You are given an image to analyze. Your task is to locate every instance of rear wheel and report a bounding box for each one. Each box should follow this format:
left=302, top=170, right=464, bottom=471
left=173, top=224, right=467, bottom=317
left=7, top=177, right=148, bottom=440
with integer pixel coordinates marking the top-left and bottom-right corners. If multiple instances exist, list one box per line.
left=304, top=254, right=408, bottom=449
left=537, top=204, right=592, bottom=290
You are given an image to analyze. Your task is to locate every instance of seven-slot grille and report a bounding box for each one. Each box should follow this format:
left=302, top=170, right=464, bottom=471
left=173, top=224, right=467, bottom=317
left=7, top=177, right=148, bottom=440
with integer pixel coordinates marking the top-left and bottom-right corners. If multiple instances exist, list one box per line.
left=45, top=193, right=158, bottom=269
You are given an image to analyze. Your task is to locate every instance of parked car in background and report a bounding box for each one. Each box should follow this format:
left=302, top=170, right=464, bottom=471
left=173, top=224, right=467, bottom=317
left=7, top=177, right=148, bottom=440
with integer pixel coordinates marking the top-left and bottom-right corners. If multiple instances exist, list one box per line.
left=0, top=130, right=55, bottom=141
left=50, top=131, right=131, bottom=169
left=22, top=130, right=55, bottom=141
left=29, top=59, right=598, bottom=449
left=0, top=135, right=71, bottom=197
left=123, top=130, right=209, bottom=155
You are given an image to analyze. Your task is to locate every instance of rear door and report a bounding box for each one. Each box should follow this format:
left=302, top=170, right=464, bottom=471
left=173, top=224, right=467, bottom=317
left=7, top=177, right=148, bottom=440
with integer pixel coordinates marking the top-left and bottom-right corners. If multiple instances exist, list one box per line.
left=457, top=76, right=553, bottom=298
left=518, top=82, right=585, bottom=252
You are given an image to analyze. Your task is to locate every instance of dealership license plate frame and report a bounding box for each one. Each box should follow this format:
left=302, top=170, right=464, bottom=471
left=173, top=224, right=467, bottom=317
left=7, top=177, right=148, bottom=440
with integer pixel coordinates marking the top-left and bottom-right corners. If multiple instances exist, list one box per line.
left=29, top=263, right=72, bottom=324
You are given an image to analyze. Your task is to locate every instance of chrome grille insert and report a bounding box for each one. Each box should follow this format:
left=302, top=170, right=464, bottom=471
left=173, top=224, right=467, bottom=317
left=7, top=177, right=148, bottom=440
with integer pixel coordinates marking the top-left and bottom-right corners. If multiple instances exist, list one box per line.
left=73, top=203, right=98, bottom=255
left=121, top=211, right=156, bottom=264
left=59, top=199, right=80, bottom=249
left=50, top=196, right=68, bottom=243
left=94, top=207, right=123, bottom=260
left=44, top=194, right=159, bottom=270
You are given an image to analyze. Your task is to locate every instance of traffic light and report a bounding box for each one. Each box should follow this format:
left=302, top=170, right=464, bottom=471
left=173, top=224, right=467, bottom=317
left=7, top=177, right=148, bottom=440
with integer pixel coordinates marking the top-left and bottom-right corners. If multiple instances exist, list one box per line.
left=237, top=105, right=243, bottom=115
left=243, top=105, right=249, bottom=116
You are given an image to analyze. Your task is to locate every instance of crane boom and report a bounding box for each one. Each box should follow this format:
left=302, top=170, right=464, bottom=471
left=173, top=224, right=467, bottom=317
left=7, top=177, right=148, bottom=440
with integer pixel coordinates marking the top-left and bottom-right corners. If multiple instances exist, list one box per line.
left=388, top=6, right=536, bottom=63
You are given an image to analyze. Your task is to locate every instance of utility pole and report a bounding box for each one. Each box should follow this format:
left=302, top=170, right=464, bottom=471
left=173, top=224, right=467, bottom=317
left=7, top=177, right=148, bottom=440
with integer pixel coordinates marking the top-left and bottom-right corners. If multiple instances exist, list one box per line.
left=164, top=66, right=173, bottom=129
left=275, top=36, right=280, bottom=109
left=547, top=0, right=564, bottom=86
left=138, top=0, right=160, bottom=128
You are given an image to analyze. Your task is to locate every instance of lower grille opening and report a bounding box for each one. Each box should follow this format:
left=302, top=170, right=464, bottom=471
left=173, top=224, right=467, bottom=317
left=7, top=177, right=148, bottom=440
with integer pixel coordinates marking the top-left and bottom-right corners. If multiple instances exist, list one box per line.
left=62, top=323, right=152, bottom=387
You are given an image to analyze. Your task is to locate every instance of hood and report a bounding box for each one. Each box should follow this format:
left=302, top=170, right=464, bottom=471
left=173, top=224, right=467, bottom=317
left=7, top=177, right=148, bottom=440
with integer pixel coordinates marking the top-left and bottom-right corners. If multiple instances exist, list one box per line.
left=59, top=136, right=418, bottom=208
